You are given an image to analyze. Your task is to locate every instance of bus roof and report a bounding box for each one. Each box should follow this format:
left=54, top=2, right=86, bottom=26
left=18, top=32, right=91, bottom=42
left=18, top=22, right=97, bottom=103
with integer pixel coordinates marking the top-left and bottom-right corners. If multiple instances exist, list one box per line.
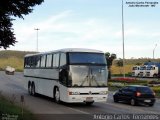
left=25, top=48, right=104, bottom=57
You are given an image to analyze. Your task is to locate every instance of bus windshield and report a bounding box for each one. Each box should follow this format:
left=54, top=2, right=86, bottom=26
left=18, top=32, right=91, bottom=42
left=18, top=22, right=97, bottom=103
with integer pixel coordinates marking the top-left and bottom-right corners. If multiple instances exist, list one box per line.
left=69, top=66, right=108, bottom=87
left=69, top=52, right=107, bottom=65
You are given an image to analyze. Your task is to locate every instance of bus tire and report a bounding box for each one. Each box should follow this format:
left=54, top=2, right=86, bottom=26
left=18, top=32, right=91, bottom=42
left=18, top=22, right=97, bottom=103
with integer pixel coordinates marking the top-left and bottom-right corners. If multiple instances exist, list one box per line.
left=54, top=87, right=60, bottom=103
left=28, top=82, right=32, bottom=95
left=86, top=102, right=94, bottom=106
left=31, top=83, right=36, bottom=96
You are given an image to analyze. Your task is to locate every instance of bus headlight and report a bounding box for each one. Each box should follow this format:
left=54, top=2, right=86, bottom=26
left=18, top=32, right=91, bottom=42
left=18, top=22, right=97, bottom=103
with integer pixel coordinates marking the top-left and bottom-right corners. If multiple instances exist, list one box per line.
left=69, top=91, right=80, bottom=95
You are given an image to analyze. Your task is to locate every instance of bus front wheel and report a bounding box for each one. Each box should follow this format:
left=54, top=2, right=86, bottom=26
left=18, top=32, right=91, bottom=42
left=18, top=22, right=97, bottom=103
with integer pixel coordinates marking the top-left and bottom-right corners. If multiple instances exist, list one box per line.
left=54, top=87, right=60, bottom=103
left=86, top=102, right=94, bottom=106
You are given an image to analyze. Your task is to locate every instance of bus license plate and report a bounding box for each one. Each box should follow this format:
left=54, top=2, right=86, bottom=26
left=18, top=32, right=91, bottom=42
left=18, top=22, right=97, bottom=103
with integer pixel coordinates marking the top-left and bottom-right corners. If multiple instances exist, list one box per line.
left=144, top=100, right=151, bottom=103
left=86, top=97, right=93, bottom=102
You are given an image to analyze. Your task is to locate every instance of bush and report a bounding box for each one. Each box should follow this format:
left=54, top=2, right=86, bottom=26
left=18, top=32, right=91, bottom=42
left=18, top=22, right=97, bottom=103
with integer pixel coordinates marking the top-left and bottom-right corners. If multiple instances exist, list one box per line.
left=151, top=87, right=160, bottom=93
left=112, top=77, right=136, bottom=82
left=151, top=87, right=160, bottom=97
left=108, top=78, right=148, bottom=88
left=148, top=80, right=160, bottom=87
left=109, top=77, right=148, bottom=84
left=148, top=80, right=160, bottom=84
left=111, top=73, right=131, bottom=77
left=108, top=82, right=125, bottom=87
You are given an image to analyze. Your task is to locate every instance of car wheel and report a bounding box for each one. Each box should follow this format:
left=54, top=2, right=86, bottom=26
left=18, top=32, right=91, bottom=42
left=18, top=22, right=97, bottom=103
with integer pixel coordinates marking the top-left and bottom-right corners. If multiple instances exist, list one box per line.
left=54, top=87, right=60, bottom=103
left=149, top=103, right=154, bottom=107
left=130, top=99, right=136, bottom=106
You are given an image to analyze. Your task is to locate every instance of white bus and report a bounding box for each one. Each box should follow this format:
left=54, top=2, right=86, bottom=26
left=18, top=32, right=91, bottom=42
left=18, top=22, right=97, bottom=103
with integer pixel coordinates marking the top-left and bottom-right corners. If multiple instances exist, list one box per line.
left=24, top=48, right=108, bottom=105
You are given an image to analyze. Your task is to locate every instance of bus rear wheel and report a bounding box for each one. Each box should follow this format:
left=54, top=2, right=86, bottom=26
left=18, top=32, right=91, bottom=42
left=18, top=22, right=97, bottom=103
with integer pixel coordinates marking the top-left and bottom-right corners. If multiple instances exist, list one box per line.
left=31, top=83, right=36, bottom=96
left=28, top=83, right=32, bottom=95
left=54, top=87, right=60, bottom=103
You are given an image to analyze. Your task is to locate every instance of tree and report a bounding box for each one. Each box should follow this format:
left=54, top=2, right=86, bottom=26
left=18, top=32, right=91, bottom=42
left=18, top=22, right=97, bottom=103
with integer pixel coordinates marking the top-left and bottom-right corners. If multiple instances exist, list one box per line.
left=105, top=52, right=117, bottom=79
left=0, top=0, right=44, bottom=49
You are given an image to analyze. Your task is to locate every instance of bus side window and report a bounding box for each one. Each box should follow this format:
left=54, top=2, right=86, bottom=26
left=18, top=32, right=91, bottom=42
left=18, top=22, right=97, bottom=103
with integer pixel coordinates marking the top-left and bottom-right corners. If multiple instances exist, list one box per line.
left=41, top=55, right=46, bottom=68
left=60, top=53, right=66, bottom=67
left=53, top=53, right=60, bottom=68
left=30, top=57, right=35, bottom=68
left=24, top=57, right=29, bottom=68
left=46, top=54, right=52, bottom=68
left=36, top=56, right=41, bottom=68
left=28, top=57, right=31, bottom=67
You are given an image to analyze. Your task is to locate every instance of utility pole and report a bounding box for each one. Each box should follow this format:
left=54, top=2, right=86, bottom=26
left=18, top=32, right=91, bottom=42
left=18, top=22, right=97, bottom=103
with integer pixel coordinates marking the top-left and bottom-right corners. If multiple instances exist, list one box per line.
left=34, top=28, right=40, bottom=52
left=153, top=44, right=157, bottom=59
left=122, top=0, right=125, bottom=78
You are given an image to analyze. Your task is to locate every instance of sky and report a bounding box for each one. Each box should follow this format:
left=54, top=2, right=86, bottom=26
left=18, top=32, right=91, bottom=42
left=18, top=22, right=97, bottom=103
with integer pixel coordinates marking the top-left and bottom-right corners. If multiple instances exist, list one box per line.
left=6, top=0, right=160, bottom=59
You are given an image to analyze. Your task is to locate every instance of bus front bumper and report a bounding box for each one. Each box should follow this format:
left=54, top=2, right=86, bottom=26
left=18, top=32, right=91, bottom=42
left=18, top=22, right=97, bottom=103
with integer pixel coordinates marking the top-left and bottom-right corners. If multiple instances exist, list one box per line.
left=66, top=94, right=108, bottom=103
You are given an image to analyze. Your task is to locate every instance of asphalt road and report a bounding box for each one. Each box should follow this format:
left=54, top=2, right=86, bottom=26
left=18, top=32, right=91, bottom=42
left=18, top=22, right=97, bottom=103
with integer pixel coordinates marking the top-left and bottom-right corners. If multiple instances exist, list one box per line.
left=0, top=72, right=160, bottom=120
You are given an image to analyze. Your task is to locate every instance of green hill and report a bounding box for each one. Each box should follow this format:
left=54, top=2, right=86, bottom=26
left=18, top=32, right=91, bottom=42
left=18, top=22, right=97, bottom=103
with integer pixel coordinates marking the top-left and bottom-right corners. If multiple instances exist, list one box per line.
left=0, top=50, right=160, bottom=73
left=0, top=50, right=36, bottom=71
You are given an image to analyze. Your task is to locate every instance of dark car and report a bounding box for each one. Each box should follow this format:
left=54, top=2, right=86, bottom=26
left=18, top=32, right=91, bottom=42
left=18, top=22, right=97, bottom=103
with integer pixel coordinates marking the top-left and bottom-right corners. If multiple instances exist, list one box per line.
left=113, top=85, right=156, bottom=106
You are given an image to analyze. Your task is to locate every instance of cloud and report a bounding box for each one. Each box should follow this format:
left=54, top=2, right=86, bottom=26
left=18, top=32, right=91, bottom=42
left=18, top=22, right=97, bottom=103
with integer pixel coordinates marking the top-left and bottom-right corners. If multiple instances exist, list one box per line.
left=11, top=10, right=73, bottom=51
left=9, top=9, right=160, bottom=59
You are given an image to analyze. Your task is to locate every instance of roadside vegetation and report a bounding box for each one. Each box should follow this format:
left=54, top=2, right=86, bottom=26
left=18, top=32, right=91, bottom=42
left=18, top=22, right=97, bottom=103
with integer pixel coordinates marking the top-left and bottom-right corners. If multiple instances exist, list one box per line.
left=0, top=93, right=35, bottom=120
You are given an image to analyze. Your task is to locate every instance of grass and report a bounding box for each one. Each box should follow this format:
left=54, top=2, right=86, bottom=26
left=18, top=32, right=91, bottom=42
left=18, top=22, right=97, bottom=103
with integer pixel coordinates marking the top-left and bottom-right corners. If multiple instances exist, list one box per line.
left=0, top=94, right=35, bottom=120
left=0, top=57, right=24, bottom=72
left=111, top=65, right=133, bottom=75
left=0, top=50, right=36, bottom=72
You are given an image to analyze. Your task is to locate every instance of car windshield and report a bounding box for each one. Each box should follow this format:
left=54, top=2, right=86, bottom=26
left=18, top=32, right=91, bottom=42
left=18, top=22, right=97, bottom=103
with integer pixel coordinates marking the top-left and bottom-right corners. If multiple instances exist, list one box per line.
left=69, top=52, right=107, bottom=65
left=137, top=87, right=153, bottom=93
